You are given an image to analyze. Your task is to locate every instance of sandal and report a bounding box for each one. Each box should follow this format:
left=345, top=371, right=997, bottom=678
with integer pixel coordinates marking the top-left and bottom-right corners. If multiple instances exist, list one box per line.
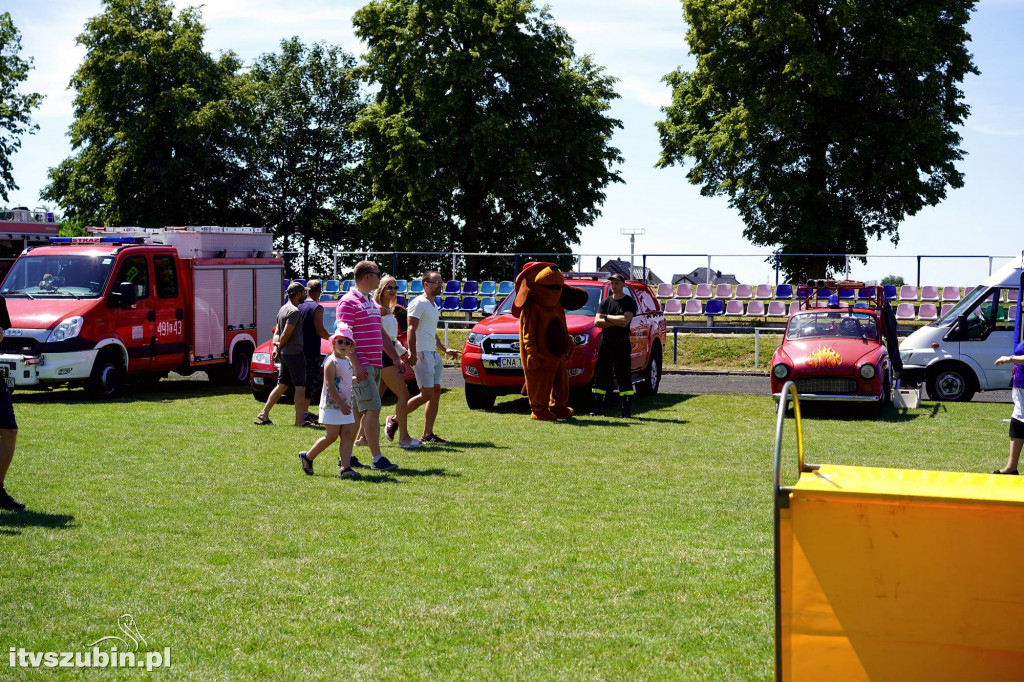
left=299, top=452, right=314, bottom=476
left=993, top=469, right=1019, bottom=475
left=253, top=417, right=273, bottom=426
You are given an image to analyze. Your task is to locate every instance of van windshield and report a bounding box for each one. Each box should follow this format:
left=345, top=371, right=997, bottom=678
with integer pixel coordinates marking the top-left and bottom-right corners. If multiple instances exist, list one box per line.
left=937, top=286, right=1004, bottom=325
left=0, top=254, right=114, bottom=299
left=494, top=284, right=605, bottom=316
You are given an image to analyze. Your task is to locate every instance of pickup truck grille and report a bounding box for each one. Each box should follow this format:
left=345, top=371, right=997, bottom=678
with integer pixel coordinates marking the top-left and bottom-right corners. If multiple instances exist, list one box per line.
left=793, top=377, right=858, bottom=395
left=481, top=334, right=520, bottom=355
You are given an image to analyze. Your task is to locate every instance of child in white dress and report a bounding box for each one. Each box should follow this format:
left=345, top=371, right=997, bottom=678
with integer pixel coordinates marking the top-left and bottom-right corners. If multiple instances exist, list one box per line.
left=299, top=326, right=360, bottom=479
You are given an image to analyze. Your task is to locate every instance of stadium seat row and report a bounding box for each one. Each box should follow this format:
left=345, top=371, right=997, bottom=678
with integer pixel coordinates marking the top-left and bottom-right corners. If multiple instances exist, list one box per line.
left=655, top=283, right=990, bottom=303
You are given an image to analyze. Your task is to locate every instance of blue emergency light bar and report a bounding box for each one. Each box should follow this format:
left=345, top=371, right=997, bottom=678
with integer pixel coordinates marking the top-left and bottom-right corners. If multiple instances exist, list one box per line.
left=49, top=236, right=145, bottom=245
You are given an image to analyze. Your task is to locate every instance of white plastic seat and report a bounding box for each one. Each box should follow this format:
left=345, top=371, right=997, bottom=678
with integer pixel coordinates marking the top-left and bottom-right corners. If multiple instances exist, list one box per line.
left=919, top=286, right=940, bottom=302
left=663, top=299, right=683, bottom=315
left=656, top=283, right=674, bottom=298
left=745, top=300, right=766, bottom=316
left=715, top=283, right=734, bottom=299
left=754, top=284, right=773, bottom=300
left=675, top=283, right=693, bottom=298
left=918, top=303, right=938, bottom=321
left=899, top=286, right=918, bottom=301
left=724, top=300, right=744, bottom=316
left=941, top=286, right=960, bottom=302
left=695, top=283, right=713, bottom=299
left=684, top=299, right=703, bottom=315
left=767, top=301, right=787, bottom=317
left=734, top=284, right=753, bottom=299
left=895, top=303, right=916, bottom=320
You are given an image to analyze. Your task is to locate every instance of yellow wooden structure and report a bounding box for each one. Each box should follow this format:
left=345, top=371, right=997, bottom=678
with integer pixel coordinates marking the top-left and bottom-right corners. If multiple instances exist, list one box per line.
left=774, top=383, right=1024, bottom=681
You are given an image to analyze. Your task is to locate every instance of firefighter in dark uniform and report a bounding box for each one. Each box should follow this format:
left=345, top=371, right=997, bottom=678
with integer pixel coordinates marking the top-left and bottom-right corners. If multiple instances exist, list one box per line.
left=590, top=273, right=638, bottom=418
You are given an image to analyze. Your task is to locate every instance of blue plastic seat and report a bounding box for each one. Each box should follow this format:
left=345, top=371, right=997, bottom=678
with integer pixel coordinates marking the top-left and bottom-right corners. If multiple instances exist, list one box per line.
left=462, top=281, right=479, bottom=295
left=319, top=294, right=334, bottom=302
left=444, top=280, right=461, bottom=295
left=705, top=299, right=725, bottom=316
left=410, top=280, right=424, bottom=295
left=396, top=279, right=408, bottom=294
left=324, top=279, right=340, bottom=294
left=480, top=281, right=497, bottom=296
left=497, top=280, right=514, bottom=296
left=839, top=288, right=855, bottom=300
left=441, top=296, right=458, bottom=311
left=883, top=285, right=898, bottom=300
left=341, top=279, right=354, bottom=293
left=396, top=295, right=407, bottom=308
left=460, top=296, right=480, bottom=313
left=480, top=296, right=497, bottom=315
left=857, top=288, right=873, bottom=300
left=283, top=279, right=290, bottom=292
left=775, top=284, right=794, bottom=299
left=293, top=278, right=307, bottom=289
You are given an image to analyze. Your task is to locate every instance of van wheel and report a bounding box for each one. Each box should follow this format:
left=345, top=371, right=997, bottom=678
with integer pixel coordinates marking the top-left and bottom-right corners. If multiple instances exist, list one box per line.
left=465, top=384, right=496, bottom=410
left=86, top=350, right=125, bottom=399
left=926, top=364, right=976, bottom=402
left=638, top=345, right=663, bottom=396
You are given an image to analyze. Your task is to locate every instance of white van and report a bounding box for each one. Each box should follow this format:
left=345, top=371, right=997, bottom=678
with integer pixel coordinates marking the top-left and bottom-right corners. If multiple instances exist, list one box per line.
left=899, top=257, right=1022, bottom=401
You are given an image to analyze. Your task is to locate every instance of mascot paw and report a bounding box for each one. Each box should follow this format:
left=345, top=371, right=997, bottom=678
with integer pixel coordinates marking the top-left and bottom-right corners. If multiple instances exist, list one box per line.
left=551, top=406, right=574, bottom=419
left=530, top=410, right=558, bottom=421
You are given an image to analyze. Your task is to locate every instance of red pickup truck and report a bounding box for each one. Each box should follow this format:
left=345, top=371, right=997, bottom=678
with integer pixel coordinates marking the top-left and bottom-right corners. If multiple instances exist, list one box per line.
left=460, top=273, right=667, bottom=409
left=0, top=226, right=283, bottom=397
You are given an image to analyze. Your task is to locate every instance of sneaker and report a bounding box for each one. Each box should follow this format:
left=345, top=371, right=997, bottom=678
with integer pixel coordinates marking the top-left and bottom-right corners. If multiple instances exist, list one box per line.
left=421, top=434, right=450, bottom=444
left=339, top=467, right=361, bottom=480
left=299, top=451, right=314, bottom=476
left=346, top=455, right=371, bottom=469
left=385, top=415, right=398, bottom=442
left=399, top=439, right=423, bottom=450
left=303, top=411, right=319, bottom=425
left=993, top=469, right=1019, bottom=475
left=0, top=487, right=25, bottom=511
left=372, top=456, right=398, bottom=471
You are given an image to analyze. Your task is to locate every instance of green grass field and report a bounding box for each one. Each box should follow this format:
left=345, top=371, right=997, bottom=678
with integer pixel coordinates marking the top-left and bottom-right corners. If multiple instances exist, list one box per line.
left=0, top=383, right=1011, bottom=679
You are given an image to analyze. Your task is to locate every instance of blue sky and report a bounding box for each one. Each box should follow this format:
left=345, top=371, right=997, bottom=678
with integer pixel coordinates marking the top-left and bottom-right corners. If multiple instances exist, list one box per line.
left=5, top=0, right=1022, bottom=285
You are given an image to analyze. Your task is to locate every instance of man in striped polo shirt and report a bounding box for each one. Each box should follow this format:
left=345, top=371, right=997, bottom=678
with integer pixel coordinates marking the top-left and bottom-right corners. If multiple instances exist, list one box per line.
left=336, top=261, right=403, bottom=472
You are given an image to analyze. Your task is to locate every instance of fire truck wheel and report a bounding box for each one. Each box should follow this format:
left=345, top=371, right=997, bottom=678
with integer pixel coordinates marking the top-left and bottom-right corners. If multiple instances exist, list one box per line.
left=217, top=345, right=253, bottom=385
left=86, top=350, right=125, bottom=399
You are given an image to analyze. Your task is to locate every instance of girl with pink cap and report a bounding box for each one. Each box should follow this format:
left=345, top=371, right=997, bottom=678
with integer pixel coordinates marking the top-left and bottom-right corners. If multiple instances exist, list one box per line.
left=299, top=324, right=361, bottom=479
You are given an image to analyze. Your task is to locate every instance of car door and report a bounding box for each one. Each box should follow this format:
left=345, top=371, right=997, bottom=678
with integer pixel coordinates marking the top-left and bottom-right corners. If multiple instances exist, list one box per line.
left=111, top=253, right=153, bottom=372
left=150, top=253, right=186, bottom=371
left=625, top=284, right=648, bottom=372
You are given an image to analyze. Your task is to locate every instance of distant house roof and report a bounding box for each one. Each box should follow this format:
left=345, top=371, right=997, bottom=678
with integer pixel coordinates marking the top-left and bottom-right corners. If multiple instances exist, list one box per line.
left=673, top=267, right=739, bottom=286
left=599, top=259, right=663, bottom=285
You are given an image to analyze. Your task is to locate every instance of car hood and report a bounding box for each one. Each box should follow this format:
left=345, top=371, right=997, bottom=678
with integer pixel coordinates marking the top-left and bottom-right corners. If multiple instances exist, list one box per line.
left=783, top=338, right=883, bottom=369
left=4, top=297, right=100, bottom=330
left=471, top=312, right=594, bottom=335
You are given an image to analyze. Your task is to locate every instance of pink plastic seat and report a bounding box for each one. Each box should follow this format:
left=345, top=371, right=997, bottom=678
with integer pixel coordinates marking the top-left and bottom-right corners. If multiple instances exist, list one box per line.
left=754, top=284, right=773, bottom=299
left=715, top=283, right=734, bottom=299
left=745, top=300, right=766, bottom=316
left=656, top=283, right=674, bottom=298
left=895, top=303, right=916, bottom=320
left=684, top=299, right=703, bottom=315
left=734, top=284, right=753, bottom=299
left=919, top=286, right=940, bottom=302
left=695, top=283, right=713, bottom=299
left=940, top=304, right=955, bottom=318
left=675, top=283, right=693, bottom=298
left=663, top=299, right=683, bottom=315
left=918, top=303, right=938, bottom=321
left=767, top=301, right=787, bottom=317
left=941, top=286, right=960, bottom=302
left=899, top=286, right=918, bottom=301
left=724, top=300, right=744, bottom=316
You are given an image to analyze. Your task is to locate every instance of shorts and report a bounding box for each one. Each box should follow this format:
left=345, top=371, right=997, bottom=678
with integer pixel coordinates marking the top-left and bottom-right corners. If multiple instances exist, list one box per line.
left=278, top=353, right=306, bottom=388
left=382, top=351, right=393, bottom=368
left=352, top=366, right=382, bottom=413
left=0, top=386, right=17, bottom=430
left=1010, top=417, right=1024, bottom=440
left=319, top=406, right=355, bottom=426
left=304, top=356, right=322, bottom=399
left=413, top=351, right=444, bottom=389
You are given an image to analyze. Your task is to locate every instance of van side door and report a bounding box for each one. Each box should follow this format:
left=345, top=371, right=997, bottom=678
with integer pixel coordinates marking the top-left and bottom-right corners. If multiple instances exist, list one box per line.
left=955, top=287, right=1017, bottom=389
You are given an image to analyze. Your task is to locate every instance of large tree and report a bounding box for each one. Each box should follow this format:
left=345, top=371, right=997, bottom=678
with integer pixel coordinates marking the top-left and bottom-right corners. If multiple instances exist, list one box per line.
left=240, top=38, right=366, bottom=278
left=352, top=0, right=623, bottom=279
left=657, top=0, right=978, bottom=281
left=44, top=0, right=249, bottom=227
left=0, top=12, right=43, bottom=203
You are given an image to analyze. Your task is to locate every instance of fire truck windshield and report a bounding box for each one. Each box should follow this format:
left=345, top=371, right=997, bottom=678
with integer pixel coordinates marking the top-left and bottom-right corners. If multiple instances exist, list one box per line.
left=1, top=254, right=114, bottom=299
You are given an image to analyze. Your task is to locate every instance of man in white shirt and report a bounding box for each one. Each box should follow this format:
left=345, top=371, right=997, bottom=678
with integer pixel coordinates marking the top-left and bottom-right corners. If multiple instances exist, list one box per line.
left=395, top=270, right=459, bottom=443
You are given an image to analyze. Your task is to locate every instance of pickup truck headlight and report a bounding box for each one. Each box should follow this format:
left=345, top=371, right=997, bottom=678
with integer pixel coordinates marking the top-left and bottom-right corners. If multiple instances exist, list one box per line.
left=859, top=364, right=877, bottom=379
left=571, top=333, right=589, bottom=346
left=46, top=316, right=84, bottom=342
left=252, top=352, right=272, bottom=366
left=466, top=333, right=486, bottom=347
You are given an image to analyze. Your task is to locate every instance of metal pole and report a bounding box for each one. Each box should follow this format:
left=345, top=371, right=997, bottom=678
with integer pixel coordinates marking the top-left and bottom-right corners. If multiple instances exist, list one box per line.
left=392, top=253, right=397, bottom=278
left=333, top=252, right=338, bottom=279
left=916, top=256, right=921, bottom=288
left=775, top=254, right=780, bottom=286
left=755, top=328, right=760, bottom=368
left=451, top=252, right=457, bottom=282
left=513, top=254, right=519, bottom=279
left=673, top=328, right=678, bottom=363
left=707, top=255, right=712, bottom=283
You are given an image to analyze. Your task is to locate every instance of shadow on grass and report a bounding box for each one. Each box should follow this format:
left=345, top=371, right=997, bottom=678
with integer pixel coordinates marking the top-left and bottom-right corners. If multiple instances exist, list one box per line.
left=0, top=509, right=76, bottom=535
left=389, top=467, right=458, bottom=478
left=12, top=381, right=251, bottom=406
left=789, top=403, right=923, bottom=423
left=419, top=441, right=510, bottom=450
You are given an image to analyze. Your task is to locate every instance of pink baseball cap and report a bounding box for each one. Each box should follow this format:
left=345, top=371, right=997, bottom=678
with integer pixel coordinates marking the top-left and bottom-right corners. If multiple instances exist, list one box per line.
left=331, top=324, right=355, bottom=344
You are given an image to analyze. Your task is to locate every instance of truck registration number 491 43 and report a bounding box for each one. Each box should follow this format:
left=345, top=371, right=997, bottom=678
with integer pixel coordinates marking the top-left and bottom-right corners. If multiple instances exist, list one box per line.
left=157, top=321, right=183, bottom=337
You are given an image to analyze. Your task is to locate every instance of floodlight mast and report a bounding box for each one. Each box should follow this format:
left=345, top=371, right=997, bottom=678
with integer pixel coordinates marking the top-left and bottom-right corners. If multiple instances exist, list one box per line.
left=620, top=228, right=645, bottom=276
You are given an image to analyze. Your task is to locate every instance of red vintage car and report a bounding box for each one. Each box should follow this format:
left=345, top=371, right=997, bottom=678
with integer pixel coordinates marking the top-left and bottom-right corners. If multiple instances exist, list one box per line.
left=770, top=282, right=900, bottom=409
left=250, top=301, right=414, bottom=403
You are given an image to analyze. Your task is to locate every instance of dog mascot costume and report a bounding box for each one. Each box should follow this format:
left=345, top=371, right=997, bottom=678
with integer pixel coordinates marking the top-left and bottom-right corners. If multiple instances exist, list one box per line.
left=510, top=262, right=589, bottom=420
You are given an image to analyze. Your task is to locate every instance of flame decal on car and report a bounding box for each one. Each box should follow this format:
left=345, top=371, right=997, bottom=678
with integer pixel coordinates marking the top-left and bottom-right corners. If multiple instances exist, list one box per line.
left=807, top=345, right=843, bottom=369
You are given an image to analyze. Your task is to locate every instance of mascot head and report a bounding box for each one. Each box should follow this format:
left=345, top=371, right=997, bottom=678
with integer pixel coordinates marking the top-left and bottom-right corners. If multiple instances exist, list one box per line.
left=511, top=262, right=589, bottom=318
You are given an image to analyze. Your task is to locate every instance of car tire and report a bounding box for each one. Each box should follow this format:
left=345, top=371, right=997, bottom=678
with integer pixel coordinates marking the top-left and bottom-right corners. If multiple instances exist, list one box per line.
left=638, top=345, right=663, bottom=396
left=86, top=349, right=125, bottom=399
left=926, top=364, right=976, bottom=402
left=465, top=383, right=496, bottom=410
left=252, top=388, right=270, bottom=403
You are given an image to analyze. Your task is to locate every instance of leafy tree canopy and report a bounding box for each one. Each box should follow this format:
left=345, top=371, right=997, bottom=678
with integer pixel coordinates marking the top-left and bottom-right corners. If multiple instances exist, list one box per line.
left=0, top=12, right=43, bottom=203
left=240, top=38, right=366, bottom=278
left=352, top=0, right=623, bottom=279
left=657, top=0, right=978, bottom=281
left=44, top=0, right=248, bottom=227
left=881, top=274, right=905, bottom=287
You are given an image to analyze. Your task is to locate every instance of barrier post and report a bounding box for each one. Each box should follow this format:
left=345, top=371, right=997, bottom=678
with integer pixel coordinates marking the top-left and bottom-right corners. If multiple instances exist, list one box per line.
left=673, top=328, right=678, bottom=364
left=755, top=328, right=760, bottom=368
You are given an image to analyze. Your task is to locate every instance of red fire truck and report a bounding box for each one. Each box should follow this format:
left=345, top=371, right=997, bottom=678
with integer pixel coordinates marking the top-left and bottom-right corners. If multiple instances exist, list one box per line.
left=0, top=226, right=283, bottom=397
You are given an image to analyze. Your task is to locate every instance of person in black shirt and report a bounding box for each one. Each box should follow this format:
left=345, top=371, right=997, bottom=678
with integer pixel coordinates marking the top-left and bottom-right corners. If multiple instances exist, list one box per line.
left=590, top=273, right=638, bottom=418
left=0, top=294, right=24, bottom=511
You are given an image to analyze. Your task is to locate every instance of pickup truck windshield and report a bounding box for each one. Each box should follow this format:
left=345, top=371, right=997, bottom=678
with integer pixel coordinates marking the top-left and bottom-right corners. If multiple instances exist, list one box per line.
left=494, top=284, right=604, bottom=316
left=1, top=254, right=114, bottom=299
